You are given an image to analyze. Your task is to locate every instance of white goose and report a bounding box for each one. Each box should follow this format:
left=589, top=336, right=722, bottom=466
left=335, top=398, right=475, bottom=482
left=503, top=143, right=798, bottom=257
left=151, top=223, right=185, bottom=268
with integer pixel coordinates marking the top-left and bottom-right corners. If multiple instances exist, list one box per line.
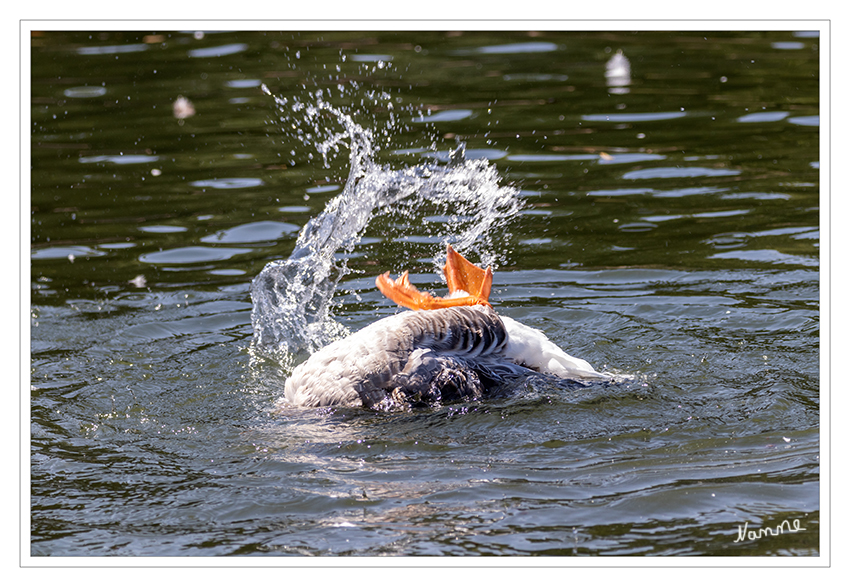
left=284, top=245, right=610, bottom=409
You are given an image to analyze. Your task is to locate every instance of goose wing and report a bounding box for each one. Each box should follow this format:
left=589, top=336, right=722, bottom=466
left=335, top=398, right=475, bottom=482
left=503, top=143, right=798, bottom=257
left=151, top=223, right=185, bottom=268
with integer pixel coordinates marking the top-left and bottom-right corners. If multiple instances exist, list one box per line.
left=284, top=305, right=524, bottom=408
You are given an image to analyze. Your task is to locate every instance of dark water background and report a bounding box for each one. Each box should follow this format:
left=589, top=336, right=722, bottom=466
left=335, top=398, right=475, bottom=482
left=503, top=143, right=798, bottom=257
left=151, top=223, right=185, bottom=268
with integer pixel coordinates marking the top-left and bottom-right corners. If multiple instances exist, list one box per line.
left=29, top=30, right=820, bottom=557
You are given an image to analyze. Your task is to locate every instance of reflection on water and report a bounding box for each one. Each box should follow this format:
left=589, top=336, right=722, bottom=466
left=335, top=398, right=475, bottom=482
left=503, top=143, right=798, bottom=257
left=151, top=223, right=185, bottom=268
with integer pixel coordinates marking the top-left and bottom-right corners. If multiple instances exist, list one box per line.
left=29, top=29, right=821, bottom=557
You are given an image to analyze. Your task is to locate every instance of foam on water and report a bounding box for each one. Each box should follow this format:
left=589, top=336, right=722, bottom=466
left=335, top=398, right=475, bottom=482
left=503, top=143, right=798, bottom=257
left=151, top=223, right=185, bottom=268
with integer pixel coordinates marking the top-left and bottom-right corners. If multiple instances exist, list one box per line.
left=250, top=84, right=523, bottom=362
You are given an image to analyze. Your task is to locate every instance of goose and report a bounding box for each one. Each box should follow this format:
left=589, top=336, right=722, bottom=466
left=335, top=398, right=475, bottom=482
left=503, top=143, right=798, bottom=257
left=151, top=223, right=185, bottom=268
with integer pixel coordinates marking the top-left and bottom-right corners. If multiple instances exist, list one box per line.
left=283, top=245, right=610, bottom=409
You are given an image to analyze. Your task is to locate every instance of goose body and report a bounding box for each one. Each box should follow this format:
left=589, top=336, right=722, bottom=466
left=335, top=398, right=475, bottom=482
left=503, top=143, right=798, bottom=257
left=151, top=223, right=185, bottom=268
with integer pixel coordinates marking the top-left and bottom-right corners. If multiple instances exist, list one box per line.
left=282, top=245, right=610, bottom=409
left=284, top=305, right=608, bottom=409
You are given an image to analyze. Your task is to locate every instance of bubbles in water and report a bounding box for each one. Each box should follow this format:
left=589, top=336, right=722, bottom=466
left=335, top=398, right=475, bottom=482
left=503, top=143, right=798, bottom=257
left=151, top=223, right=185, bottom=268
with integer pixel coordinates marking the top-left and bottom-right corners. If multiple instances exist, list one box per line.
left=251, top=61, right=524, bottom=365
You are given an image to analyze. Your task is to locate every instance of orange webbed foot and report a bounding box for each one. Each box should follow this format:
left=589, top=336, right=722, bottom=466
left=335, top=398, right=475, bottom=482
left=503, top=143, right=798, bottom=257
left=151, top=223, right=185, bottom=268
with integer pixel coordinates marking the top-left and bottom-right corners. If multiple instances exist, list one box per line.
left=375, top=245, right=493, bottom=311
left=444, top=244, right=492, bottom=302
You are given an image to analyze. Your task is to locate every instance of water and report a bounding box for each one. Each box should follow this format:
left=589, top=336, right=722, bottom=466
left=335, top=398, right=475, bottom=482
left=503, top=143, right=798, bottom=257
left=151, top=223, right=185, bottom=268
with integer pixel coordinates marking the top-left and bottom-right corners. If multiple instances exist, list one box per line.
left=28, top=30, right=821, bottom=558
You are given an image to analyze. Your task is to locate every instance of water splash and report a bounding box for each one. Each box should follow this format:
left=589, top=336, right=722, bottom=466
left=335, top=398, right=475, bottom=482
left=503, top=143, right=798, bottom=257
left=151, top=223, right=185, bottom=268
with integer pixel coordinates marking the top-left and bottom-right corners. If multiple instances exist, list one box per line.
left=250, top=83, right=523, bottom=363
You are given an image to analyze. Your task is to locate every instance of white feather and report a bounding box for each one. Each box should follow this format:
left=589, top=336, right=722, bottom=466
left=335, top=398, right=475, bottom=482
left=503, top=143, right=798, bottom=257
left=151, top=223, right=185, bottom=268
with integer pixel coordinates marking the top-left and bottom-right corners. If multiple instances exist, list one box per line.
left=501, top=316, right=608, bottom=380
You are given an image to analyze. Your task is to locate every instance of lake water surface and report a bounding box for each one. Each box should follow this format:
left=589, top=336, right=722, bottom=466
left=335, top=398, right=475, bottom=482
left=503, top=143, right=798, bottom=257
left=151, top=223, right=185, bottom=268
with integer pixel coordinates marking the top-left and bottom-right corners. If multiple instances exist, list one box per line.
left=28, top=29, right=822, bottom=558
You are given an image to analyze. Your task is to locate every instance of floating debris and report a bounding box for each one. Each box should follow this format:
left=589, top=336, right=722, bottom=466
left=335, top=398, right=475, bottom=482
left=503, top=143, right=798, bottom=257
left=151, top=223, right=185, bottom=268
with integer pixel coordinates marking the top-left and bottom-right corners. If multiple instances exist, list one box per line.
left=129, top=275, right=147, bottom=288
left=605, top=50, right=631, bottom=92
left=173, top=95, right=195, bottom=119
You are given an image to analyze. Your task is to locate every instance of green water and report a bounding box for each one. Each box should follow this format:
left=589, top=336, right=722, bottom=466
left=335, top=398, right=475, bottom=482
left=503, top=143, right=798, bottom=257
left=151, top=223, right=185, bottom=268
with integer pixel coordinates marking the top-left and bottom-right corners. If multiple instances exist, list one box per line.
left=29, top=30, right=820, bottom=557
